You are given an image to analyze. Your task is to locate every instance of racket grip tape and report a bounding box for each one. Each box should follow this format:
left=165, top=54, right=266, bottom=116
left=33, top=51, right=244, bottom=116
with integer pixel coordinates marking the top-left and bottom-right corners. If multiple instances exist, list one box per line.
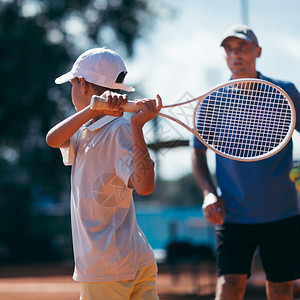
left=90, top=95, right=138, bottom=113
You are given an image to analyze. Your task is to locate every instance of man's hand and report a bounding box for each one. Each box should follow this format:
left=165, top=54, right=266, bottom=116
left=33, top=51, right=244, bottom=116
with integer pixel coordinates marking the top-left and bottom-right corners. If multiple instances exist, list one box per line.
left=202, top=193, right=225, bottom=225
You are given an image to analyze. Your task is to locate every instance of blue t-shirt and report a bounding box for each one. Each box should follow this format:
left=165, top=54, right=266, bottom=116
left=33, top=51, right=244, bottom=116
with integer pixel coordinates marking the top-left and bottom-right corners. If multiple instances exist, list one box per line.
left=191, top=73, right=300, bottom=224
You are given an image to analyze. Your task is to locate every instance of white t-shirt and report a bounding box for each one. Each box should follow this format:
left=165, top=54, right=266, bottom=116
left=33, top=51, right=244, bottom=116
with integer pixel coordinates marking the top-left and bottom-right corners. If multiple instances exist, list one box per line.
left=60, top=116, right=156, bottom=282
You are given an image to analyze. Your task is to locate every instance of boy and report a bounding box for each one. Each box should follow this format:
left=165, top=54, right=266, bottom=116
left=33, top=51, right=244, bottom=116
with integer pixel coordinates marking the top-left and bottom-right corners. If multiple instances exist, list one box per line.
left=46, top=47, right=162, bottom=300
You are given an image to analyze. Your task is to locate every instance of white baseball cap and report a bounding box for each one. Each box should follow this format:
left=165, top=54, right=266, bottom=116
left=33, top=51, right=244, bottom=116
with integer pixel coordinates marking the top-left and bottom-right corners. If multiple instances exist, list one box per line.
left=55, top=47, right=135, bottom=92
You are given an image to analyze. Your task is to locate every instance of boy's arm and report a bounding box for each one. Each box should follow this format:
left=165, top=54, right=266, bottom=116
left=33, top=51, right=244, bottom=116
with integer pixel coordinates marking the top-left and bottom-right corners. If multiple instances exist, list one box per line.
left=46, top=92, right=127, bottom=148
left=46, top=106, right=99, bottom=148
left=128, top=95, right=162, bottom=195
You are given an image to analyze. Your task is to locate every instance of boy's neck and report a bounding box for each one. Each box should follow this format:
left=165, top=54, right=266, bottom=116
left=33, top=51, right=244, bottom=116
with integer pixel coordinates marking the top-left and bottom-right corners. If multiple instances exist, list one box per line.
left=89, top=115, right=105, bottom=125
left=92, top=115, right=105, bottom=122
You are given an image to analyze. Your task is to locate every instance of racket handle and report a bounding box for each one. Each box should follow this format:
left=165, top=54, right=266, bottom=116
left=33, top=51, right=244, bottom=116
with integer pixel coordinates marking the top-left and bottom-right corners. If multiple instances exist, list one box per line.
left=90, top=95, right=138, bottom=113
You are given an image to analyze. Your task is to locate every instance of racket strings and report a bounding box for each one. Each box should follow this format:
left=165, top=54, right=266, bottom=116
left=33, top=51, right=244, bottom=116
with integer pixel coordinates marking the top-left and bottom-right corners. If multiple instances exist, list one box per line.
left=196, top=81, right=292, bottom=160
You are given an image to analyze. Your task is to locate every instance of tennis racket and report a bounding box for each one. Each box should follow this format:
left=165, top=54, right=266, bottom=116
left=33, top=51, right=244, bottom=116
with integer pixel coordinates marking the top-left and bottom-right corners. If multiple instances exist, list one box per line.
left=90, top=78, right=296, bottom=162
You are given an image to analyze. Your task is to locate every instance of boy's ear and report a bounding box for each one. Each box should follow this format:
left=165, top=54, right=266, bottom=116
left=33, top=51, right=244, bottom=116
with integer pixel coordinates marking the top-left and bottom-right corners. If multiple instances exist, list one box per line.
left=78, top=77, right=89, bottom=94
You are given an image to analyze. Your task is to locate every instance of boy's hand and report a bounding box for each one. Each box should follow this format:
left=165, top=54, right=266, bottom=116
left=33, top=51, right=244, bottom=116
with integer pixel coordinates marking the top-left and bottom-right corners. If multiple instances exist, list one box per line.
left=131, top=94, right=163, bottom=127
left=90, top=91, right=128, bottom=117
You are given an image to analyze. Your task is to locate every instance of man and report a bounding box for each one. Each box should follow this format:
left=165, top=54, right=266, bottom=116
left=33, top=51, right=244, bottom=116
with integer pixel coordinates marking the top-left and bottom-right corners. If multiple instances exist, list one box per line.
left=191, top=24, right=300, bottom=300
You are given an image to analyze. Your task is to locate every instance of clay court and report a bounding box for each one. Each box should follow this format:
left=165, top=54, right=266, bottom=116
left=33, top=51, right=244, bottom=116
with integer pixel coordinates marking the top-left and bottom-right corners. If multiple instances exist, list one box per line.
left=1, top=262, right=299, bottom=300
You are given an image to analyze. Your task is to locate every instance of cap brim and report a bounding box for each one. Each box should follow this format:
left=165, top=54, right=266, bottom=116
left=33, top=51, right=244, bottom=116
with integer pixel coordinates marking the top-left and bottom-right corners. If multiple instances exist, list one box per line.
left=55, top=72, right=135, bottom=92
left=118, top=84, right=135, bottom=92
left=220, top=34, right=254, bottom=47
left=108, top=82, right=135, bottom=92
left=55, top=72, right=75, bottom=84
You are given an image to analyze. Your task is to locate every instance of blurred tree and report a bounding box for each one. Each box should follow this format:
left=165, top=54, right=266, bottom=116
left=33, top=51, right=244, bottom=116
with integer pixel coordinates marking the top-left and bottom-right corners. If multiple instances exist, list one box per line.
left=0, top=0, right=159, bottom=262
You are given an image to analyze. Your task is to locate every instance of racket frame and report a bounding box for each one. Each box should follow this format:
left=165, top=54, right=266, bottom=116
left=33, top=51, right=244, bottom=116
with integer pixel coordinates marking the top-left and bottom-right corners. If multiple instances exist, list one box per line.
left=90, top=78, right=296, bottom=162
left=190, top=78, right=296, bottom=161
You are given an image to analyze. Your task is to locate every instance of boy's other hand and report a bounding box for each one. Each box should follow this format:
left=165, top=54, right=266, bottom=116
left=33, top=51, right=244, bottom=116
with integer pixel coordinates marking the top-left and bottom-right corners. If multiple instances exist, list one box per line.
left=131, top=94, right=162, bottom=127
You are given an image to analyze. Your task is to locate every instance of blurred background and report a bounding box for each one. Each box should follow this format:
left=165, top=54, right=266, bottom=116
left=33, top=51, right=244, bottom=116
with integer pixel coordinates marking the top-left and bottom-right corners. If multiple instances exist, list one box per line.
left=0, top=0, right=299, bottom=294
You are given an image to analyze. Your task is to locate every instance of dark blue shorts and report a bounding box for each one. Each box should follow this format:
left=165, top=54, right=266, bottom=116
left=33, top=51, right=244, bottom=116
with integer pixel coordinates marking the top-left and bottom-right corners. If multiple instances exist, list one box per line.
left=215, top=215, right=300, bottom=282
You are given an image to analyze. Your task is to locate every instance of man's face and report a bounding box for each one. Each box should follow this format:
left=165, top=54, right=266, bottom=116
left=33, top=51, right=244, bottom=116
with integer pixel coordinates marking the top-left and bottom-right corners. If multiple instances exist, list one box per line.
left=222, top=37, right=261, bottom=79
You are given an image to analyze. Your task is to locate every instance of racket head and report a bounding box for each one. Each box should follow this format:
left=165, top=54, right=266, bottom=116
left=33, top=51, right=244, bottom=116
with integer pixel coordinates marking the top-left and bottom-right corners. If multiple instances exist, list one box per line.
left=194, top=79, right=296, bottom=161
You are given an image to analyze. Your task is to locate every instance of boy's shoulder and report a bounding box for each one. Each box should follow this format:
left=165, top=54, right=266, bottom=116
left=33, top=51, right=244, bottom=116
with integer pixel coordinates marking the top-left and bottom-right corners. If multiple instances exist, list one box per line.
left=93, top=116, right=132, bottom=142
left=87, top=116, right=130, bottom=132
left=107, top=116, right=131, bottom=135
left=110, top=116, right=131, bottom=138
left=112, top=116, right=130, bottom=126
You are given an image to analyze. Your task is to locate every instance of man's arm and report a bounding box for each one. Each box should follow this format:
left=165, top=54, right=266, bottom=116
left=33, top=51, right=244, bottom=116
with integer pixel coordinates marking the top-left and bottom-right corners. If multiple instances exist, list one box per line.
left=289, top=83, right=300, bottom=132
left=192, top=148, right=217, bottom=196
left=128, top=96, right=162, bottom=196
left=191, top=148, right=224, bottom=224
